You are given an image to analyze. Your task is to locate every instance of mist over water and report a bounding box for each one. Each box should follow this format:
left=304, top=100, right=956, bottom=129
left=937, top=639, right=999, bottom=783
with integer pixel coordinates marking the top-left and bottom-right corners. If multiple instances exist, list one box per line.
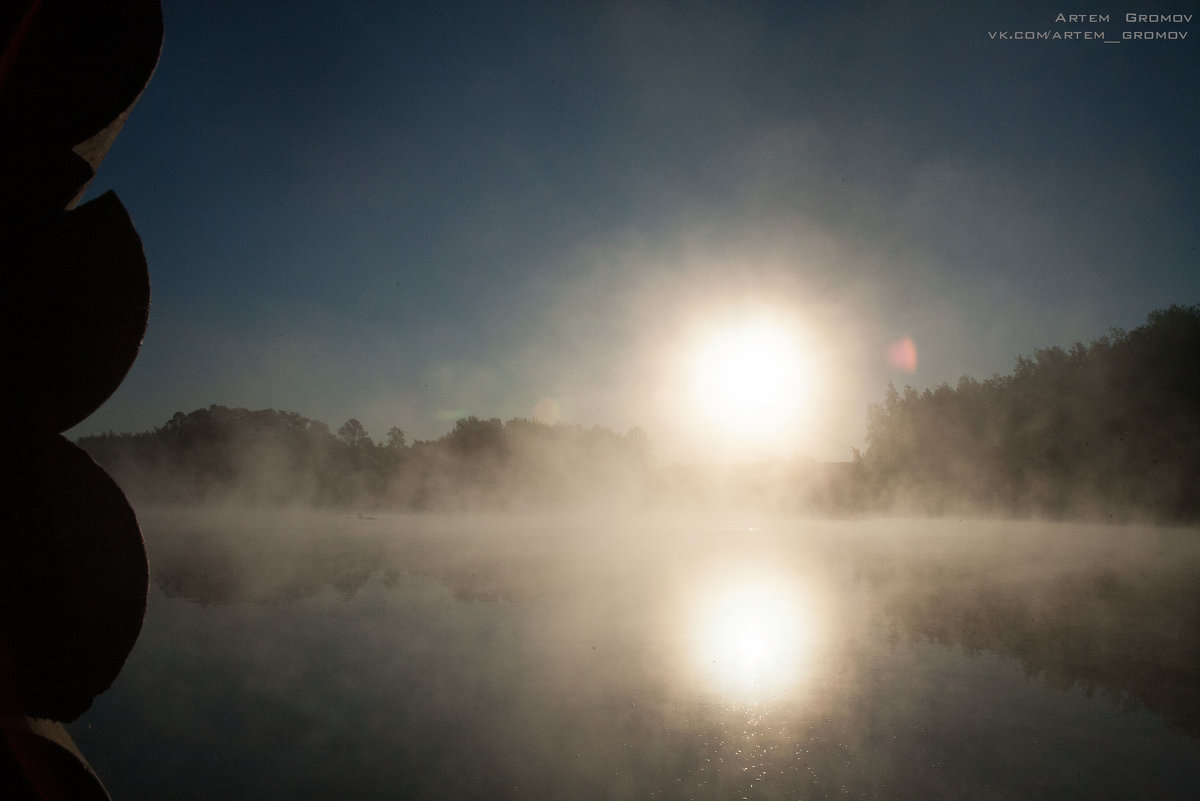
left=32, top=1, right=1196, bottom=795
left=72, top=508, right=1200, bottom=800
left=78, top=304, right=1200, bottom=523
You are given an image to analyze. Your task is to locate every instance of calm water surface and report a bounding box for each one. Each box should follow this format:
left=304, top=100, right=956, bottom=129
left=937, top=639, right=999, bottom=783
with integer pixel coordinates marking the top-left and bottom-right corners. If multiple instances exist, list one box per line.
left=72, top=510, right=1200, bottom=800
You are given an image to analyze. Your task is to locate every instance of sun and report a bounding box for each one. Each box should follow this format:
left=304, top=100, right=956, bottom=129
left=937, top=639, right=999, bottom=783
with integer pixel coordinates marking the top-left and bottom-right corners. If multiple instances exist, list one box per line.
left=685, top=314, right=813, bottom=447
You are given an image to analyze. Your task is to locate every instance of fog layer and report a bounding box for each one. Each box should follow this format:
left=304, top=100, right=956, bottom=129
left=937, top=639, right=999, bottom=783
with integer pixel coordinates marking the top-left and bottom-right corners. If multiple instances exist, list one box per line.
left=80, top=306, right=1200, bottom=522
left=73, top=510, right=1200, bottom=800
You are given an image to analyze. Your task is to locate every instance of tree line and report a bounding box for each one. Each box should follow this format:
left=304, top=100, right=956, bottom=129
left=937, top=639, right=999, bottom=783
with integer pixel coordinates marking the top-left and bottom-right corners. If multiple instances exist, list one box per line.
left=79, top=409, right=652, bottom=511
left=79, top=304, right=1200, bottom=520
left=854, top=304, right=1200, bottom=520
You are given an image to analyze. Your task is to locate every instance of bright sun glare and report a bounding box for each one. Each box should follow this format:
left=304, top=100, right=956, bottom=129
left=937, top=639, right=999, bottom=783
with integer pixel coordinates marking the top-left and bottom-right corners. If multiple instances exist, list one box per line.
left=686, top=314, right=814, bottom=448
left=689, top=570, right=819, bottom=704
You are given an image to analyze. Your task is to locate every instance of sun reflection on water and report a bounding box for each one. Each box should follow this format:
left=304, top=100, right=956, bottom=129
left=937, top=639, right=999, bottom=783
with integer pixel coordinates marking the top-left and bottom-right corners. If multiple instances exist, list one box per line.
left=687, top=566, right=822, bottom=705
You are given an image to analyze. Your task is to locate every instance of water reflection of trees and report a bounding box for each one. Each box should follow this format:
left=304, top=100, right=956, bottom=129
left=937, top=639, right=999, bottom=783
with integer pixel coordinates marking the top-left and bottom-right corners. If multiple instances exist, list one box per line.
left=149, top=516, right=388, bottom=605
left=147, top=514, right=1200, bottom=737
left=899, top=563, right=1200, bottom=734
left=147, top=513, right=562, bottom=607
left=838, top=524, right=1200, bottom=737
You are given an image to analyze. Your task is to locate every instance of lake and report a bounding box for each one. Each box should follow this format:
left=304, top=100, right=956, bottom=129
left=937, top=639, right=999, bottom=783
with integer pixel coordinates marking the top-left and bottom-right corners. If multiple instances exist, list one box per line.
left=71, top=510, right=1200, bottom=800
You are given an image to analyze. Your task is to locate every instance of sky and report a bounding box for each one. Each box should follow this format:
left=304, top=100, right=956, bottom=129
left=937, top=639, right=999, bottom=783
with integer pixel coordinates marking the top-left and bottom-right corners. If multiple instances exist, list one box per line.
left=71, top=1, right=1199, bottom=462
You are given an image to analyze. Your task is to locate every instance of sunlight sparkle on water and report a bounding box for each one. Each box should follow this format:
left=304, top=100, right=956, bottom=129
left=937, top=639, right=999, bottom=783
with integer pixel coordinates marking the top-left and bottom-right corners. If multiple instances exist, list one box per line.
left=687, top=569, right=819, bottom=705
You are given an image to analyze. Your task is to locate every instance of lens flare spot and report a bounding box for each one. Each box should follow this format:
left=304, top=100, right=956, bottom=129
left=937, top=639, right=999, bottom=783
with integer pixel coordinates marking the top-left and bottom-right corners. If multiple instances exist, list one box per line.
left=531, top=397, right=562, bottom=425
left=887, top=337, right=918, bottom=373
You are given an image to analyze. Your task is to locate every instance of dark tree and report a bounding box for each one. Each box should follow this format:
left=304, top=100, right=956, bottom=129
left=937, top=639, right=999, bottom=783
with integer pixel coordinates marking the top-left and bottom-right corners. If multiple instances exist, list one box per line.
left=384, top=426, right=407, bottom=450
left=857, top=305, right=1200, bottom=520
left=337, top=419, right=371, bottom=448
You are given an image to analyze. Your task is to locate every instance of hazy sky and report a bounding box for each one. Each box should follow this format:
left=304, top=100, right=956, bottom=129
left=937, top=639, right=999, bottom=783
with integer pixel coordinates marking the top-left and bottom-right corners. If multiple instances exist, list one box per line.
left=72, top=1, right=1198, bottom=461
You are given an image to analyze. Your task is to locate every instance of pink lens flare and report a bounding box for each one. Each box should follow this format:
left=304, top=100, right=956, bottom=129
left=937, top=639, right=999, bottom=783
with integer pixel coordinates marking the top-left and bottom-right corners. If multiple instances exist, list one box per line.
left=887, top=337, right=918, bottom=373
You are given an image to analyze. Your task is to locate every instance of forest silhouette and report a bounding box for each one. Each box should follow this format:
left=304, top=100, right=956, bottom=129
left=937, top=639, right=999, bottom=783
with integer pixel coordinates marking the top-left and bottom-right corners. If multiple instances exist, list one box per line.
left=79, top=305, right=1200, bottom=520
left=80, top=410, right=652, bottom=510
left=856, top=304, right=1200, bottom=520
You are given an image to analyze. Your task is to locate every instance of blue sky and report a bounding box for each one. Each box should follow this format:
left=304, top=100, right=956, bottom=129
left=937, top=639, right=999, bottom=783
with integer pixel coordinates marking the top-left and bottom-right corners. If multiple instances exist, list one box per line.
left=72, top=1, right=1199, bottom=461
